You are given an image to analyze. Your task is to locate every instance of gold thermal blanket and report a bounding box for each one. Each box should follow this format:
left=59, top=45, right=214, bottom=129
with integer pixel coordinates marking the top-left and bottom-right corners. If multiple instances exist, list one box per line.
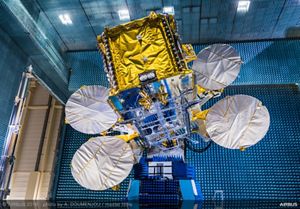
left=98, top=13, right=190, bottom=93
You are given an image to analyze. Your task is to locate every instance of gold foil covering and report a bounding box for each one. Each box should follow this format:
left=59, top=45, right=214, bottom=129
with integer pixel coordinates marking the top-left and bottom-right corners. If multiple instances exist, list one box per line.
left=182, top=44, right=197, bottom=63
left=98, top=12, right=190, bottom=93
left=138, top=90, right=152, bottom=110
left=157, top=85, right=168, bottom=105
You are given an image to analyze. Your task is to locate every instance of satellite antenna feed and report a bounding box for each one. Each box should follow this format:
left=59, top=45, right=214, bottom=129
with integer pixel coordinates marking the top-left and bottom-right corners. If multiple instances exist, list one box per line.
left=65, top=85, right=118, bottom=134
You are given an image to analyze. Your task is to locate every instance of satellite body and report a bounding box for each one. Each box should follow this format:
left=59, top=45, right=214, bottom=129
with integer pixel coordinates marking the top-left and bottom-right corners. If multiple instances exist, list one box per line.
left=97, top=12, right=200, bottom=159
left=97, top=12, right=192, bottom=94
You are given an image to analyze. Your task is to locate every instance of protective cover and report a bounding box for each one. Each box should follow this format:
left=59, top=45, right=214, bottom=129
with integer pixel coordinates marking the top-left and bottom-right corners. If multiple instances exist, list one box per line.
left=98, top=12, right=190, bottom=93
left=71, top=136, right=134, bottom=190
left=192, top=44, right=242, bottom=90
left=206, top=95, right=270, bottom=149
left=65, top=85, right=118, bottom=134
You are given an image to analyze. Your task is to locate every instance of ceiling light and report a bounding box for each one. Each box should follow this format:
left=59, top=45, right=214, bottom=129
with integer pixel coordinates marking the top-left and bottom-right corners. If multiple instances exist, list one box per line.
left=118, top=9, right=130, bottom=20
left=59, top=14, right=72, bottom=25
left=237, top=1, right=250, bottom=12
left=163, top=6, right=175, bottom=15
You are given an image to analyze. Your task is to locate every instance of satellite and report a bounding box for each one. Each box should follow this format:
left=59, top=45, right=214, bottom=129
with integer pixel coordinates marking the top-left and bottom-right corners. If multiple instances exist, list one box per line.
left=65, top=12, right=270, bottom=200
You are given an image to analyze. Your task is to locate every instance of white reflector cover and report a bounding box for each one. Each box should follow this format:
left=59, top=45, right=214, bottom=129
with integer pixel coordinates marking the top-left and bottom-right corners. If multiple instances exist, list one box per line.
left=192, top=44, right=242, bottom=90
left=65, top=85, right=118, bottom=134
left=71, top=136, right=134, bottom=190
left=206, top=95, right=270, bottom=149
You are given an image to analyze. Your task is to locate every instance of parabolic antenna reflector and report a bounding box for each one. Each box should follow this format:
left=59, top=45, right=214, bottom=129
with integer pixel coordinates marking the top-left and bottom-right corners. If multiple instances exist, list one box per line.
left=65, top=85, right=118, bottom=134
left=192, top=44, right=242, bottom=90
left=71, top=136, right=134, bottom=190
left=206, top=95, right=270, bottom=149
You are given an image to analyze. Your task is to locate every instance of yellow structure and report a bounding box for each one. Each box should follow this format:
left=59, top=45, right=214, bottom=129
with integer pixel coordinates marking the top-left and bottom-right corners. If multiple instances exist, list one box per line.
left=191, top=109, right=209, bottom=121
left=182, top=44, right=197, bottom=63
left=97, top=12, right=193, bottom=94
left=117, top=132, right=139, bottom=142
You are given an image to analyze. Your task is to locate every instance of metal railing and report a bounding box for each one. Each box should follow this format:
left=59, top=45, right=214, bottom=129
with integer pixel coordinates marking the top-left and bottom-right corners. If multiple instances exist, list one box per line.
left=0, top=70, right=32, bottom=199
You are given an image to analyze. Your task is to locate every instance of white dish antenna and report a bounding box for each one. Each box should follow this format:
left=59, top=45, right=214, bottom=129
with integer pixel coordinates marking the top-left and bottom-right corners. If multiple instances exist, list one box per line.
left=192, top=44, right=242, bottom=90
left=206, top=95, right=270, bottom=149
left=71, top=136, right=134, bottom=190
left=65, top=85, right=118, bottom=134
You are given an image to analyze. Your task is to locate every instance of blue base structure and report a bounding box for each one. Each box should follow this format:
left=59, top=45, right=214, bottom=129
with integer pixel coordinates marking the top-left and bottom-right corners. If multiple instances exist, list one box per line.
left=129, top=157, right=204, bottom=204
